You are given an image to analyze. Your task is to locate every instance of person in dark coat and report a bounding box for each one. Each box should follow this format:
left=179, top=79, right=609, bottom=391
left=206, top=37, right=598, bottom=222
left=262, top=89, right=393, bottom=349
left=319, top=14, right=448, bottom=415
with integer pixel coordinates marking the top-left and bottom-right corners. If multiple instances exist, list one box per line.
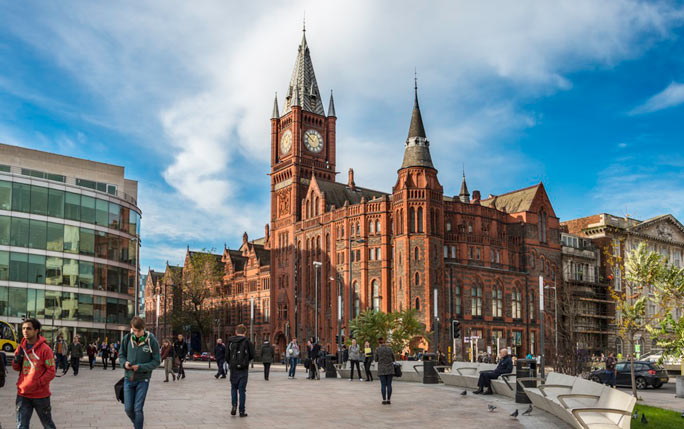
left=87, top=343, right=97, bottom=369
left=474, top=349, right=513, bottom=395
left=100, top=341, right=109, bottom=369
left=214, top=338, right=226, bottom=379
left=307, top=339, right=320, bottom=380
left=227, top=325, right=255, bottom=418
left=260, top=340, right=274, bottom=380
left=67, top=336, right=84, bottom=376
left=173, top=334, right=188, bottom=380
left=374, top=337, right=396, bottom=404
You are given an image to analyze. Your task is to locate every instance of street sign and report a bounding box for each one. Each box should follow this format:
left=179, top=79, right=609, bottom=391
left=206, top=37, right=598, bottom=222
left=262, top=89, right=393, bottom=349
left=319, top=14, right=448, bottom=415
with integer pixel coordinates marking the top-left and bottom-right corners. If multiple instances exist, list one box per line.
left=464, top=336, right=470, bottom=343
left=635, top=344, right=641, bottom=352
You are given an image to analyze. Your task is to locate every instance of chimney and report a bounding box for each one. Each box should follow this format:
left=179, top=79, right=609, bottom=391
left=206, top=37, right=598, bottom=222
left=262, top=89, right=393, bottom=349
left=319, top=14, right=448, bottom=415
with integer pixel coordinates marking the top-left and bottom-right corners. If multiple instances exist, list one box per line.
left=264, top=224, right=270, bottom=243
left=348, top=168, right=356, bottom=190
left=242, top=232, right=248, bottom=245
left=472, top=190, right=481, bottom=204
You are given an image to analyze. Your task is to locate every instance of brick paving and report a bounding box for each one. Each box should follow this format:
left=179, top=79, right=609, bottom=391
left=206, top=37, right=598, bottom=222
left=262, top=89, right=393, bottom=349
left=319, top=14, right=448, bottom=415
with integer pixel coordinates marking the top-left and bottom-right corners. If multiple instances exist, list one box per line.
left=0, top=365, right=568, bottom=428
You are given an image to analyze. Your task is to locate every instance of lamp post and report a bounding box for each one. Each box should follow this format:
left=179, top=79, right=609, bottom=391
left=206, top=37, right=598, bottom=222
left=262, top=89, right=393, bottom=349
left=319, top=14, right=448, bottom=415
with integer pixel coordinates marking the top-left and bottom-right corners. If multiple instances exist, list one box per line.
left=544, top=281, right=558, bottom=355
left=313, top=261, right=322, bottom=343
left=433, top=287, right=439, bottom=353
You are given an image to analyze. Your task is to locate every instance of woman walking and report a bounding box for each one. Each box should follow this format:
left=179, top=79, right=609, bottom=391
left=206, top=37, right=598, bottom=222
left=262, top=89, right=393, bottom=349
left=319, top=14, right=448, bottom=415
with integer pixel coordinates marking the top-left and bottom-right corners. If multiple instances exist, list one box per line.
left=374, top=337, right=396, bottom=405
left=109, top=343, right=118, bottom=370
left=161, top=339, right=176, bottom=382
left=363, top=341, right=374, bottom=381
left=101, top=341, right=109, bottom=369
left=348, top=339, right=362, bottom=381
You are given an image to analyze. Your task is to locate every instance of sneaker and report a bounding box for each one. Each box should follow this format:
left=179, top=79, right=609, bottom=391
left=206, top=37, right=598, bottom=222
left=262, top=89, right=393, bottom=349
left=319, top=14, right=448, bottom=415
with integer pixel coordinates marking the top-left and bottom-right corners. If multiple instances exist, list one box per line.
left=382, top=400, right=388, bottom=405
left=164, top=380, right=169, bottom=383
left=231, top=406, right=237, bottom=416
left=387, top=400, right=391, bottom=405
left=239, top=412, right=248, bottom=418
left=215, top=374, right=219, bottom=379
left=359, top=378, right=363, bottom=381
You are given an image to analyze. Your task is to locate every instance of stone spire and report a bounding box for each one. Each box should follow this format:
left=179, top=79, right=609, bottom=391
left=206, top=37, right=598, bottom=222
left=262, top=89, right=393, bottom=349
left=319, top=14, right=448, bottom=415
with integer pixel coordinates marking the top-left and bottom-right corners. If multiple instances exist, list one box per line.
left=459, top=167, right=470, bottom=203
left=328, top=90, right=336, bottom=117
left=400, top=77, right=434, bottom=170
left=284, top=28, right=325, bottom=115
left=271, top=92, right=279, bottom=119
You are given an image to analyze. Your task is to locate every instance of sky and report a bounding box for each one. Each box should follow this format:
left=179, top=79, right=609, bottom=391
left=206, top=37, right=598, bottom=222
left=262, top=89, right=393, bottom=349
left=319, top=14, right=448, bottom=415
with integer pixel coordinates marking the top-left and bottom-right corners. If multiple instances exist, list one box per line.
left=1, top=1, right=683, bottom=271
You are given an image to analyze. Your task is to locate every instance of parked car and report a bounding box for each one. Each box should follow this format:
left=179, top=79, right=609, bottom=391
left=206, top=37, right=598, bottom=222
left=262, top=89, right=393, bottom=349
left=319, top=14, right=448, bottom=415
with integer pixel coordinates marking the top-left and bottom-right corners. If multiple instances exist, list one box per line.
left=588, top=361, right=668, bottom=389
left=198, top=352, right=215, bottom=361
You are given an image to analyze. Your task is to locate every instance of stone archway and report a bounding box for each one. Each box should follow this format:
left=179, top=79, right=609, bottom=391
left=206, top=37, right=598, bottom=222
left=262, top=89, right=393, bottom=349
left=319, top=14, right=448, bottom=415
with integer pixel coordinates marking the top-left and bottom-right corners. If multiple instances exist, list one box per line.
left=274, top=331, right=287, bottom=363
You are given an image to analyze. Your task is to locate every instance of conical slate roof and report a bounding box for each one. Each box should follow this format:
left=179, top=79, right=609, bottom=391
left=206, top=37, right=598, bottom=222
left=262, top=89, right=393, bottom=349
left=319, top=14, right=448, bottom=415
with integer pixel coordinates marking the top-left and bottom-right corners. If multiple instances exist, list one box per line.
left=284, top=30, right=325, bottom=115
left=400, top=85, right=434, bottom=170
left=459, top=171, right=470, bottom=203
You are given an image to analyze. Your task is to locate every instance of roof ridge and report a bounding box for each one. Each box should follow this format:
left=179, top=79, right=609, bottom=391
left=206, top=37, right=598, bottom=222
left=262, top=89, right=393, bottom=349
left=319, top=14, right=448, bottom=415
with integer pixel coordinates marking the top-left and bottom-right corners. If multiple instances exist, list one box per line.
left=480, top=183, right=540, bottom=200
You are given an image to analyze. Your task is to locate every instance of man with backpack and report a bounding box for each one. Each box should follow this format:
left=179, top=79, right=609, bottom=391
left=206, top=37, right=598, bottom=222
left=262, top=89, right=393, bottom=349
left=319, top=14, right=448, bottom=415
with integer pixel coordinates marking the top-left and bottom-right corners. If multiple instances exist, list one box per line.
left=227, top=324, right=255, bottom=418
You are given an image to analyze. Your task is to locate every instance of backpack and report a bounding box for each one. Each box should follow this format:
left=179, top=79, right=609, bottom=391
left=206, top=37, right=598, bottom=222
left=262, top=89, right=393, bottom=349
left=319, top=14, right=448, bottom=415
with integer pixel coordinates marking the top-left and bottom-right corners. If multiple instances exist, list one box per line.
left=229, top=339, right=250, bottom=370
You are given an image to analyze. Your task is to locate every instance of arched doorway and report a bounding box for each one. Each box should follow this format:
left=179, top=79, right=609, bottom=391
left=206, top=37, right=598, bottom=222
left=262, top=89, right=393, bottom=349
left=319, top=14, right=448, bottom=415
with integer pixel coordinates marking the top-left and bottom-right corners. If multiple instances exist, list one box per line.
left=274, top=331, right=287, bottom=363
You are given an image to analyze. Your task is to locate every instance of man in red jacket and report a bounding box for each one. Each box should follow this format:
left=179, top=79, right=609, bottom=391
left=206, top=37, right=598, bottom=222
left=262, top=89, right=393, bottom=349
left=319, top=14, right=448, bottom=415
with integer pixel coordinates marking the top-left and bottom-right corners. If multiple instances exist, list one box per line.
left=13, top=318, right=56, bottom=429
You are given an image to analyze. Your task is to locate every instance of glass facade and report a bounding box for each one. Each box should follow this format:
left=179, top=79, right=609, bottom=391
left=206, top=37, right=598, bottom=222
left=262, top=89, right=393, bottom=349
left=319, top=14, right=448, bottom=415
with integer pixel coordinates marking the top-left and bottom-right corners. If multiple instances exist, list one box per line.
left=0, top=175, right=140, bottom=343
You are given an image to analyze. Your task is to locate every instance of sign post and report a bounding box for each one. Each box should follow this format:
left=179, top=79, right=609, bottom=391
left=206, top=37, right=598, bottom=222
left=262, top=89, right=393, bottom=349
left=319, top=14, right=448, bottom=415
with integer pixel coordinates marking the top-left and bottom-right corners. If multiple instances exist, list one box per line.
left=539, top=275, right=545, bottom=379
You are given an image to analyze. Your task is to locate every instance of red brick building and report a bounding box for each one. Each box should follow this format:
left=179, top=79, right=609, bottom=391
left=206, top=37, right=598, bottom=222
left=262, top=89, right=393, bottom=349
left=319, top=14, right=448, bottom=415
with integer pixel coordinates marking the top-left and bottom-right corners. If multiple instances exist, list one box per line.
left=268, top=30, right=562, bottom=359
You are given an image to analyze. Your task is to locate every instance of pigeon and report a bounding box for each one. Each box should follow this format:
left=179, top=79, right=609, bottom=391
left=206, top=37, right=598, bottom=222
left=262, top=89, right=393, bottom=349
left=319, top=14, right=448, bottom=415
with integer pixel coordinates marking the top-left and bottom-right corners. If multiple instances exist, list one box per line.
left=632, top=411, right=638, bottom=420
left=522, top=405, right=533, bottom=416
left=488, top=405, right=497, bottom=412
left=510, top=409, right=519, bottom=418
left=461, top=390, right=467, bottom=396
left=641, top=413, right=648, bottom=424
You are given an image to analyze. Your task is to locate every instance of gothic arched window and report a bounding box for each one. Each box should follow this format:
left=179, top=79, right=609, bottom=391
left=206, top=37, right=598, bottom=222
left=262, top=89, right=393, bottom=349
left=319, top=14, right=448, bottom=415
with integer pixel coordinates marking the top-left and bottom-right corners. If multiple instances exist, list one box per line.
left=417, top=207, right=424, bottom=233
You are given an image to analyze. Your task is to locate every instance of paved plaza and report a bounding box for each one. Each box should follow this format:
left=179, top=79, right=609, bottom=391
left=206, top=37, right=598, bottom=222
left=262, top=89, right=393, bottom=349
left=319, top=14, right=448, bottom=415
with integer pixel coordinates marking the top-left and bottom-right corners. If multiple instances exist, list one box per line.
left=0, top=365, right=568, bottom=428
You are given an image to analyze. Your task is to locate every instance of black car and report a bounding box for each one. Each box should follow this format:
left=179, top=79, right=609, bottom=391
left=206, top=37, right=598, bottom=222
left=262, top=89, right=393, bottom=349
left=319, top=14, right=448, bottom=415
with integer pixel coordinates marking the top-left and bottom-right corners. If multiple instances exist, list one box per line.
left=589, top=361, right=668, bottom=389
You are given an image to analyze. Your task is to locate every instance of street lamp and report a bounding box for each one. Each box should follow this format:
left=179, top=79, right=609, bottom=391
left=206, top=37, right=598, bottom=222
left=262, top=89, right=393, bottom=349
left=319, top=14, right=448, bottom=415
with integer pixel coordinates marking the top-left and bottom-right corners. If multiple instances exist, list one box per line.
left=544, top=282, right=558, bottom=355
left=433, top=287, right=439, bottom=353
left=313, top=261, right=322, bottom=343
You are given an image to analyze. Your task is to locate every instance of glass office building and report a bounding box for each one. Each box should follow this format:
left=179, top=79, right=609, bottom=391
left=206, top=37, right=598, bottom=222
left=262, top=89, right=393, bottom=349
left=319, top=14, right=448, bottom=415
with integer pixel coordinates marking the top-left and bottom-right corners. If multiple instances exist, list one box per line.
left=0, top=143, right=141, bottom=348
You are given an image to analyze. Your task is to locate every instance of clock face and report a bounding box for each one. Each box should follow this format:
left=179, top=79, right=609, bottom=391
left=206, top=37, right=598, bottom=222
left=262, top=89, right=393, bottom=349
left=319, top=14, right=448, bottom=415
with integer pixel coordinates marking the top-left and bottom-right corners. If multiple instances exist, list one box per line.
left=280, top=130, right=292, bottom=155
left=304, top=129, right=324, bottom=153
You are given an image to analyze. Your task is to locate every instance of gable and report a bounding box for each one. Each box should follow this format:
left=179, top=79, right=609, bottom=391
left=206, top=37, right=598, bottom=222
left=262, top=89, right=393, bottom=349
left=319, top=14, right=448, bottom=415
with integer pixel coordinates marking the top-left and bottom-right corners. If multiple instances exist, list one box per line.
left=632, top=215, right=684, bottom=243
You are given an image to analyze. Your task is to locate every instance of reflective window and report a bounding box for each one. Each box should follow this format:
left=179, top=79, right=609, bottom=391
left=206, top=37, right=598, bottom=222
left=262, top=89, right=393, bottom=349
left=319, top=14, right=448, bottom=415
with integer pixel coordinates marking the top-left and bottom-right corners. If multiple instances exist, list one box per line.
left=0, top=181, right=11, bottom=210
left=0, top=251, right=8, bottom=281
left=61, top=292, right=78, bottom=321
left=28, top=219, right=47, bottom=249
left=27, top=288, right=45, bottom=319
left=109, top=202, right=120, bottom=229
left=107, top=267, right=120, bottom=293
left=64, top=192, right=81, bottom=221
left=45, top=290, right=62, bottom=320
left=0, top=215, right=9, bottom=245
left=46, top=223, right=64, bottom=251
left=81, top=195, right=95, bottom=224
left=95, top=263, right=107, bottom=291
left=95, top=199, right=108, bottom=226
left=63, top=225, right=79, bottom=254
left=28, top=254, right=46, bottom=284
left=46, top=257, right=63, bottom=285
left=79, top=261, right=94, bottom=289
left=30, top=186, right=48, bottom=215
left=0, top=286, right=7, bottom=315
left=10, top=217, right=29, bottom=247
left=62, top=258, right=79, bottom=287
left=79, top=228, right=94, bottom=256
left=9, top=252, right=28, bottom=282
left=93, top=296, right=106, bottom=322
left=78, top=294, right=93, bottom=321
left=47, top=188, right=65, bottom=218
left=8, top=287, right=27, bottom=317
left=11, top=183, right=31, bottom=213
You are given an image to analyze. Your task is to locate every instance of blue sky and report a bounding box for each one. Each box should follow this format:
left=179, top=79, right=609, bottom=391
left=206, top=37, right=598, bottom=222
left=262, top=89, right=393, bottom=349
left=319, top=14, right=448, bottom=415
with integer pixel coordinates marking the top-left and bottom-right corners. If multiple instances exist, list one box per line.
left=1, top=1, right=683, bottom=271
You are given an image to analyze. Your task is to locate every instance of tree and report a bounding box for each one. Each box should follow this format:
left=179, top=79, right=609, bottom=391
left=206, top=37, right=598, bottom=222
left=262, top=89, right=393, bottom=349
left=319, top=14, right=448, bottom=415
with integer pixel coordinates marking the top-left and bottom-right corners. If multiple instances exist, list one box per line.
left=349, top=308, right=426, bottom=354
left=607, top=242, right=668, bottom=398
left=171, top=250, right=224, bottom=352
left=650, top=261, right=684, bottom=364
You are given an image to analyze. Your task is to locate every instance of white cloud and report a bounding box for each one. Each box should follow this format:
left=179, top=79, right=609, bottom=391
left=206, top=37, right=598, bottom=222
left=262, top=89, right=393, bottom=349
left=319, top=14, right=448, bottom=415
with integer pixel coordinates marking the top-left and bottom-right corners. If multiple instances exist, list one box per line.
left=2, top=0, right=683, bottom=268
left=629, top=81, right=684, bottom=115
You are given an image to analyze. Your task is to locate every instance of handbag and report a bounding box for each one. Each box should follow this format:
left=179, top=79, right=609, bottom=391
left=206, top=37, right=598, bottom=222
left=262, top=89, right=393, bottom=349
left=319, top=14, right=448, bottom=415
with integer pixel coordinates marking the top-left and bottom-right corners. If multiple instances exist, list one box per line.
left=114, top=377, right=125, bottom=403
left=393, top=363, right=402, bottom=378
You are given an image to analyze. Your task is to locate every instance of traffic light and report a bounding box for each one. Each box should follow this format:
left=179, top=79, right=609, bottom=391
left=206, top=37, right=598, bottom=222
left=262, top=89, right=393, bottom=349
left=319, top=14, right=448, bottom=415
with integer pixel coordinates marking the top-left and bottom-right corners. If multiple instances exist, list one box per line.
left=452, top=320, right=461, bottom=339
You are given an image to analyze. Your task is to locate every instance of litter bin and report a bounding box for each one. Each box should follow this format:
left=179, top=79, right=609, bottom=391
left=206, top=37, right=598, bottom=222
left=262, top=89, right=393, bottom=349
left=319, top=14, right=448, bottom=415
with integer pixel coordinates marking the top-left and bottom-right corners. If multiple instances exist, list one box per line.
left=515, top=358, right=537, bottom=404
left=325, top=354, right=337, bottom=378
left=422, top=353, right=439, bottom=384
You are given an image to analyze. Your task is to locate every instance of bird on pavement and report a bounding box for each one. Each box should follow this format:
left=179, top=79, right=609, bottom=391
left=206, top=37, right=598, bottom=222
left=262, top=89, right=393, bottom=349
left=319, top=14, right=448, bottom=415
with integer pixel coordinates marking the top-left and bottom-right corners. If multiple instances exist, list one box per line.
left=461, top=390, right=467, bottom=396
left=632, top=411, right=638, bottom=419
left=488, top=405, right=496, bottom=412
left=522, top=405, right=533, bottom=416
left=641, top=413, right=648, bottom=424
left=510, top=409, right=519, bottom=418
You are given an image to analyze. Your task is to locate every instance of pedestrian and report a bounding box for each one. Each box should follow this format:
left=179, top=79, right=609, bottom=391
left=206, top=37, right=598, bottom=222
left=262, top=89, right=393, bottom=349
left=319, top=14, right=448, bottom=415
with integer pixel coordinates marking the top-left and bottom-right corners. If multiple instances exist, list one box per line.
left=173, top=334, right=188, bottom=380
left=68, top=335, right=84, bottom=376
left=307, top=338, right=320, bottom=380
left=349, top=339, right=363, bottom=381
left=0, top=350, right=6, bottom=389
left=160, top=339, right=176, bottom=382
left=87, top=342, right=97, bottom=369
left=260, top=339, right=274, bottom=380
left=13, top=318, right=57, bottom=429
left=101, top=341, right=110, bottom=370
left=363, top=340, right=374, bottom=382
left=109, top=343, right=118, bottom=370
left=342, top=344, right=349, bottom=368
left=119, top=316, right=161, bottom=429
left=605, top=352, right=617, bottom=388
left=286, top=337, right=300, bottom=379
left=374, top=337, right=396, bottom=405
left=54, top=334, right=67, bottom=374
left=214, top=338, right=226, bottom=379
left=474, top=349, right=513, bottom=395
left=227, top=324, right=255, bottom=418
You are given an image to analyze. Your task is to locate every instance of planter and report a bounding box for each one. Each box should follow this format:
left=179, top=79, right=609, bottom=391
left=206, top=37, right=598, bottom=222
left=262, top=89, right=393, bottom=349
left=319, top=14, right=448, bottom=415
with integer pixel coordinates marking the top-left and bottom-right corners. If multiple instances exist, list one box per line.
left=676, top=375, right=684, bottom=398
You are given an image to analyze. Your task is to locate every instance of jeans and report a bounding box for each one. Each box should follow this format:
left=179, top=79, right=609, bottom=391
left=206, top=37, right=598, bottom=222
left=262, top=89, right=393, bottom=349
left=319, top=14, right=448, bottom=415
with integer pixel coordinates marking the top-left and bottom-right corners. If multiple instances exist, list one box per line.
left=55, top=354, right=67, bottom=372
left=350, top=360, right=362, bottom=379
left=124, top=378, right=150, bottom=429
left=177, top=359, right=185, bottom=378
left=110, top=358, right=117, bottom=370
left=364, top=357, right=373, bottom=381
left=102, top=356, right=108, bottom=369
left=71, top=356, right=80, bottom=375
left=379, top=375, right=393, bottom=400
left=164, top=357, right=175, bottom=381
left=308, top=361, right=318, bottom=379
left=605, top=369, right=616, bottom=387
left=88, top=356, right=95, bottom=369
left=216, top=358, right=226, bottom=378
left=288, top=357, right=297, bottom=377
left=263, top=362, right=271, bottom=380
left=16, top=395, right=56, bottom=429
left=230, top=371, right=248, bottom=413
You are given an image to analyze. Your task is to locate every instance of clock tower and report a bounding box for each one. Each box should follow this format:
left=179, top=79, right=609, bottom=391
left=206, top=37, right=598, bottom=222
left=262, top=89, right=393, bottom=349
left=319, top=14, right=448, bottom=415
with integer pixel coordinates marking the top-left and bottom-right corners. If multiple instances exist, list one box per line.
left=270, top=29, right=337, bottom=224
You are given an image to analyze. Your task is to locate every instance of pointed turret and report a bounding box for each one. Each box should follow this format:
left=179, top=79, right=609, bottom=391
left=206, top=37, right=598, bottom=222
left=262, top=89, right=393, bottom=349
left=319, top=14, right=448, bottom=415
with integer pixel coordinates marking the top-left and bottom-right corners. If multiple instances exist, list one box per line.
left=459, top=170, right=470, bottom=203
left=328, top=90, right=336, bottom=117
left=400, top=80, right=434, bottom=170
left=272, top=93, right=280, bottom=119
left=284, top=29, right=325, bottom=115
